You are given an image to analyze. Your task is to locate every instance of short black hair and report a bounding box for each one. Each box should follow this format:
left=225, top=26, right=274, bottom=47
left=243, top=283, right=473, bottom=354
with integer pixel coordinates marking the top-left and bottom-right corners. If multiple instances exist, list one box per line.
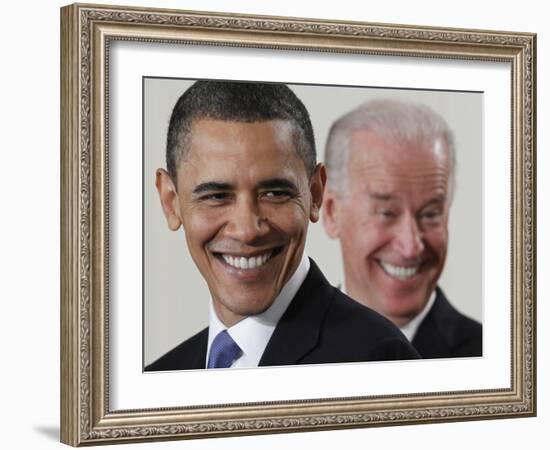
left=165, top=80, right=317, bottom=181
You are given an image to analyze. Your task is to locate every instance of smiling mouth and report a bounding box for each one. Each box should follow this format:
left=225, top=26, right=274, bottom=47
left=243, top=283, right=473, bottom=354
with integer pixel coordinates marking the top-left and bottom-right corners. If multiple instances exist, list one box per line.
left=379, top=261, right=420, bottom=280
left=216, top=247, right=284, bottom=270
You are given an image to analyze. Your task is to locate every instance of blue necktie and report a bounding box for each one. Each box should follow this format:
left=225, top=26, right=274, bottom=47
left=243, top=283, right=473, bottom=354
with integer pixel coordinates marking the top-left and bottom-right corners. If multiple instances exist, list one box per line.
left=207, top=330, right=242, bottom=369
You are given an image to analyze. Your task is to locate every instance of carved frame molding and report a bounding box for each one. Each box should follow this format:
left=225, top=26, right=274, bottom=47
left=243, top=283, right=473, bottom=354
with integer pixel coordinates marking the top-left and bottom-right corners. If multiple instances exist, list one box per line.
left=60, top=3, right=536, bottom=446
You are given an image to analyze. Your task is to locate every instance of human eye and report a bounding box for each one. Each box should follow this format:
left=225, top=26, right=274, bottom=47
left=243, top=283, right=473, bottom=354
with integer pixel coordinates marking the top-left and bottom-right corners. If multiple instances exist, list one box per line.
left=420, top=208, right=443, bottom=223
left=375, top=207, right=397, bottom=221
left=198, top=192, right=230, bottom=205
left=261, top=190, right=292, bottom=203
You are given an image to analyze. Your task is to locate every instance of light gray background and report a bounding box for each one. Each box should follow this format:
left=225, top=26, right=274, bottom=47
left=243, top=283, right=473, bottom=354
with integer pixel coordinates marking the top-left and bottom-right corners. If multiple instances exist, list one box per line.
left=144, top=79, right=482, bottom=366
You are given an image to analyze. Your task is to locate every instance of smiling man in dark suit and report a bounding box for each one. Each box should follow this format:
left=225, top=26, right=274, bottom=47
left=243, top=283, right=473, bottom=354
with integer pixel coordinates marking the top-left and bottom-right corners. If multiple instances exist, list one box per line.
left=322, top=99, right=482, bottom=359
left=146, top=81, right=419, bottom=371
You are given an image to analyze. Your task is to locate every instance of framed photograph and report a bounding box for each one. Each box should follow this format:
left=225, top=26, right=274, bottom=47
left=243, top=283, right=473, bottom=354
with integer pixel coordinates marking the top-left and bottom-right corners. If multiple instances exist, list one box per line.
left=60, top=3, right=536, bottom=446
left=143, top=79, right=484, bottom=369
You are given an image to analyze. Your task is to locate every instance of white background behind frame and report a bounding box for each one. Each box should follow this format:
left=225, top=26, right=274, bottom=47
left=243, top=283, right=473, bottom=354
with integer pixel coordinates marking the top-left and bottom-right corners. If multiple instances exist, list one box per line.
left=110, top=40, right=509, bottom=410
left=2, top=0, right=546, bottom=449
left=143, top=77, right=483, bottom=366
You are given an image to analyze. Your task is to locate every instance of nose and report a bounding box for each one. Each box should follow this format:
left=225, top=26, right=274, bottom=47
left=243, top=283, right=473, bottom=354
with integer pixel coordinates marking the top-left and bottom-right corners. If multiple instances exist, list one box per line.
left=393, top=214, right=424, bottom=259
left=224, top=196, right=269, bottom=243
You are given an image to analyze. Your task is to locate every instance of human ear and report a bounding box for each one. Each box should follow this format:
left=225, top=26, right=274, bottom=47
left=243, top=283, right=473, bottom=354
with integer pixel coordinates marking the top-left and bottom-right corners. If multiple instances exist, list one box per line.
left=321, top=187, right=341, bottom=239
left=309, top=163, right=326, bottom=223
left=155, top=168, right=182, bottom=231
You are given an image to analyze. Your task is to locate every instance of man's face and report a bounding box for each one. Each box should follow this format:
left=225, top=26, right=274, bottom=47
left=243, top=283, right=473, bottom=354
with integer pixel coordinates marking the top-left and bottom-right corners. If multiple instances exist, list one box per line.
left=323, top=130, right=451, bottom=326
left=156, top=119, right=324, bottom=327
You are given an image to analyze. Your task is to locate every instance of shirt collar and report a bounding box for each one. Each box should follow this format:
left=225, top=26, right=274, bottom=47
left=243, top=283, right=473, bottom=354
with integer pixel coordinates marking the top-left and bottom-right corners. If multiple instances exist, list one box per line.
left=341, top=285, right=437, bottom=342
left=206, top=253, right=310, bottom=367
left=399, top=290, right=437, bottom=342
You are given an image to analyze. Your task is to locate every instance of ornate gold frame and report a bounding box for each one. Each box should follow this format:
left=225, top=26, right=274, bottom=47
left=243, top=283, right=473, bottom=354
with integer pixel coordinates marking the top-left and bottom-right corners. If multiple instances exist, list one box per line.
left=60, top=3, right=536, bottom=446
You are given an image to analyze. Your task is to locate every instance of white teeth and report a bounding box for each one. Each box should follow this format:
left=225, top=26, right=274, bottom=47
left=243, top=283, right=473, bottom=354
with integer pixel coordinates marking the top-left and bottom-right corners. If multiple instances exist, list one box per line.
left=222, top=252, right=273, bottom=270
left=380, top=261, right=419, bottom=280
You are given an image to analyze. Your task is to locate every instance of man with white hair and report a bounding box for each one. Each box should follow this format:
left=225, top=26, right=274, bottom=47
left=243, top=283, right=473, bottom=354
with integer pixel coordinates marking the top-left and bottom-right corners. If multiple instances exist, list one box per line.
left=322, top=99, right=482, bottom=358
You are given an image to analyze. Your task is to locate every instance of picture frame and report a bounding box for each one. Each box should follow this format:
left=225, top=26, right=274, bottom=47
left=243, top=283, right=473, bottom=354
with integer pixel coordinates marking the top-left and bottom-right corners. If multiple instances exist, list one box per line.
left=60, top=2, right=536, bottom=446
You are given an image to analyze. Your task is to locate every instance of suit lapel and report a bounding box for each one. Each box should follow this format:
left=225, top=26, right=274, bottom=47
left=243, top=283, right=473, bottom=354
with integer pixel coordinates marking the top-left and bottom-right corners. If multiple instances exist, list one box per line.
left=412, top=288, right=451, bottom=357
left=259, top=259, right=334, bottom=366
left=190, top=330, right=208, bottom=369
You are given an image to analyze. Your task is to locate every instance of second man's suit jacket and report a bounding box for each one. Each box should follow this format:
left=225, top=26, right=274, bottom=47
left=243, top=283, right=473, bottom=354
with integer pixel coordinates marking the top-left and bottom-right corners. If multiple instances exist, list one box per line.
left=412, top=287, right=482, bottom=359
left=146, top=259, right=419, bottom=371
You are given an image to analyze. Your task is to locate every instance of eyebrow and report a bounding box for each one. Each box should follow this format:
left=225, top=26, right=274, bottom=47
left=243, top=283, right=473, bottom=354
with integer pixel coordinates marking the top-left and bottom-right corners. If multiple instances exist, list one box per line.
left=192, top=181, right=234, bottom=195
left=191, top=178, right=298, bottom=195
left=369, top=192, right=447, bottom=208
left=256, top=178, right=298, bottom=191
left=370, top=192, right=394, bottom=201
left=422, top=195, right=447, bottom=207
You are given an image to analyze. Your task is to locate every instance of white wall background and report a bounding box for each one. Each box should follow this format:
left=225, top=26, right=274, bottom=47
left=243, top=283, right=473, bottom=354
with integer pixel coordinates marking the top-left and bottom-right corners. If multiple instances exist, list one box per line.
left=0, top=0, right=546, bottom=449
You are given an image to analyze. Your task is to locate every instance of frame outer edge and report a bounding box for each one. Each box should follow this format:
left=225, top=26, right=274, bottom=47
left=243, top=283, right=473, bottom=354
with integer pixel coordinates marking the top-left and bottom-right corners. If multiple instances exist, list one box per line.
left=59, top=3, right=537, bottom=445
left=528, top=33, right=536, bottom=416
left=61, top=3, right=81, bottom=447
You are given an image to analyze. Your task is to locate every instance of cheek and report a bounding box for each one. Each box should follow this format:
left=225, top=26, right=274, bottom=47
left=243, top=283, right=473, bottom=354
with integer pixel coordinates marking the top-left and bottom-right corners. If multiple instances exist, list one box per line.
left=183, top=210, right=222, bottom=248
left=264, top=204, right=309, bottom=237
left=424, top=227, right=449, bottom=257
left=339, top=218, right=389, bottom=260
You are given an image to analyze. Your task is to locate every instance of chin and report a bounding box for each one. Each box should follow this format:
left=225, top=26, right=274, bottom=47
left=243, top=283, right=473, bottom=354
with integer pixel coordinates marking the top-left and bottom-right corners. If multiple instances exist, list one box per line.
left=393, top=304, right=426, bottom=322
left=227, top=296, right=275, bottom=317
left=378, top=290, right=421, bottom=312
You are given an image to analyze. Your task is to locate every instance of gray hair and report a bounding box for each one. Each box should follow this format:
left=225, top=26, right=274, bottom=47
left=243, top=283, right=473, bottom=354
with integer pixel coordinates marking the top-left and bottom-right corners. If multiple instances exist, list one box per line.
left=324, top=98, right=456, bottom=195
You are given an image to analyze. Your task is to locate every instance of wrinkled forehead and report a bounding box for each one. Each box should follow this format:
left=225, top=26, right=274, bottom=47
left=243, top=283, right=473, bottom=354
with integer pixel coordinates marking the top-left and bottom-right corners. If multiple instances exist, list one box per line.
left=178, top=118, right=311, bottom=175
left=349, top=130, right=451, bottom=171
left=177, top=119, right=308, bottom=186
left=347, top=130, right=452, bottom=197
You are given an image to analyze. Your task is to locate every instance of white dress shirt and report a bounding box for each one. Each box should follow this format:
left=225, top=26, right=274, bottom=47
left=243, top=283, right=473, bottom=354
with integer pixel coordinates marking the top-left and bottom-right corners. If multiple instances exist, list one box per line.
left=398, top=291, right=436, bottom=342
left=341, top=285, right=436, bottom=342
left=205, top=254, right=310, bottom=369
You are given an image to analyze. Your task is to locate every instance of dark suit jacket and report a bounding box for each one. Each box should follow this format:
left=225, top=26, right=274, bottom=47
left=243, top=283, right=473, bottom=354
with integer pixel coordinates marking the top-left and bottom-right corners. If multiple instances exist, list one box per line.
left=146, top=259, right=419, bottom=371
left=412, top=287, right=482, bottom=359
